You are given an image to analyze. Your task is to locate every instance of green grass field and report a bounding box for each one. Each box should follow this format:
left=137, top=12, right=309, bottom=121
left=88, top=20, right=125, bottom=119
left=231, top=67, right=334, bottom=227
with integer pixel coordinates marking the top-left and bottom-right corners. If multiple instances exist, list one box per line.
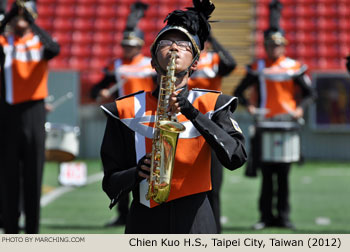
left=37, top=160, right=350, bottom=234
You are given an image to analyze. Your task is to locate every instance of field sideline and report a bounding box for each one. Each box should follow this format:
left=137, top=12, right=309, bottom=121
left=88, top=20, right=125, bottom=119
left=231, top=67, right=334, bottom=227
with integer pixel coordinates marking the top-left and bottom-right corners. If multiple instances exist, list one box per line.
left=5, top=159, right=349, bottom=234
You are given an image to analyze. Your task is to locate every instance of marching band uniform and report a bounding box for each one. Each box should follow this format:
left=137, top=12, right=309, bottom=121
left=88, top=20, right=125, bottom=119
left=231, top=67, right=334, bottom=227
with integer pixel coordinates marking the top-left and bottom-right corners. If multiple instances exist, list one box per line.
left=0, top=1, right=60, bottom=233
left=234, top=0, right=315, bottom=230
left=100, top=0, right=247, bottom=233
left=90, top=53, right=156, bottom=100
left=101, top=87, right=246, bottom=233
left=188, top=35, right=236, bottom=233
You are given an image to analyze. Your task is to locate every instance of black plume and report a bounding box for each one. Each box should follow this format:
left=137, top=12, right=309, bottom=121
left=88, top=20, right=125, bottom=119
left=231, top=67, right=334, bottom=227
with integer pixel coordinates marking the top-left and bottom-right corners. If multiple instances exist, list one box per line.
left=269, top=0, right=282, bottom=31
left=125, top=1, right=149, bottom=31
left=164, top=0, right=215, bottom=49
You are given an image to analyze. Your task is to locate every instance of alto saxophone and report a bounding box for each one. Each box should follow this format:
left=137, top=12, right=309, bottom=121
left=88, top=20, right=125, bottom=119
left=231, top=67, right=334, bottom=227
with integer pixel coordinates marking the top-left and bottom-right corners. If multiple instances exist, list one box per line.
left=146, top=51, right=186, bottom=204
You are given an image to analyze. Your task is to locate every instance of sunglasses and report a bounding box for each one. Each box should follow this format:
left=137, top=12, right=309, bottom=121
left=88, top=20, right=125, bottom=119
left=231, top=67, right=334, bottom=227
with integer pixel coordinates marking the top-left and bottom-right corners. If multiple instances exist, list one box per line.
left=157, top=40, right=192, bottom=51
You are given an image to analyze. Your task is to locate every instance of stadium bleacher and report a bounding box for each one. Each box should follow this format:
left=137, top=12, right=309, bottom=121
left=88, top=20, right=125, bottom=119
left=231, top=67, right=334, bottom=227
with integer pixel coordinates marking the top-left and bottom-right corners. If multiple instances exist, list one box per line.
left=5, top=0, right=350, bottom=103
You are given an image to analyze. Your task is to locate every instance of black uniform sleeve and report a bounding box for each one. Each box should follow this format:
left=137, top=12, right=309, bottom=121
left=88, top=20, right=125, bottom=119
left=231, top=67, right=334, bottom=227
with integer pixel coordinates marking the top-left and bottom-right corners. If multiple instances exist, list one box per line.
left=293, top=73, right=317, bottom=108
left=29, top=22, right=60, bottom=60
left=90, top=73, right=117, bottom=99
left=233, top=71, right=259, bottom=107
left=100, top=109, right=138, bottom=208
left=189, top=94, right=247, bottom=170
left=209, top=35, right=237, bottom=77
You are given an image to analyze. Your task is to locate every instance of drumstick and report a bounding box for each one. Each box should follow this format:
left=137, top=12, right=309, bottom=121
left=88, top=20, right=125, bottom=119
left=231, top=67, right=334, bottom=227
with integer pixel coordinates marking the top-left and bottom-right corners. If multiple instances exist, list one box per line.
left=96, top=78, right=125, bottom=103
left=281, top=102, right=305, bottom=125
left=50, top=92, right=74, bottom=111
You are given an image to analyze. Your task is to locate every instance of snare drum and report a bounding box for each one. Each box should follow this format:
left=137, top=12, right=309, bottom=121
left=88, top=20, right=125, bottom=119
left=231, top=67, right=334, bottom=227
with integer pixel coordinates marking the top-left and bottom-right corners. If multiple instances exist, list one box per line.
left=256, top=121, right=300, bottom=164
left=45, top=122, right=80, bottom=162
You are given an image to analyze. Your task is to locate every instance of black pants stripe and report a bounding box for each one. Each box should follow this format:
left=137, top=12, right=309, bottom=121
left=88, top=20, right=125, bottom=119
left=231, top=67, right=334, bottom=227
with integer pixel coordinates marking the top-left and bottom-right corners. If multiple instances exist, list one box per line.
left=0, top=100, right=45, bottom=233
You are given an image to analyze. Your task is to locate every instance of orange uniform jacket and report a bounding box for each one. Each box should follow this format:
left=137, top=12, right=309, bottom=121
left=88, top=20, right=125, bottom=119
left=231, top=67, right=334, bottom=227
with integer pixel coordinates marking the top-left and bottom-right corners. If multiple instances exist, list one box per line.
left=188, top=51, right=222, bottom=91
left=249, top=56, right=308, bottom=118
left=106, top=89, right=222, bottom=208
left=107, top=54, right=156, bottom=97
left=0, top=33, right=49, bottom=104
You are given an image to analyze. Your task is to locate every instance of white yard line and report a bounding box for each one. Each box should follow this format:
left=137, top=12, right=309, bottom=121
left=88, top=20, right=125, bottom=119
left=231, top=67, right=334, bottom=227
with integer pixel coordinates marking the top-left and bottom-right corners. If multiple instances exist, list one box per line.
left=40, top=172, right=103, bottom=207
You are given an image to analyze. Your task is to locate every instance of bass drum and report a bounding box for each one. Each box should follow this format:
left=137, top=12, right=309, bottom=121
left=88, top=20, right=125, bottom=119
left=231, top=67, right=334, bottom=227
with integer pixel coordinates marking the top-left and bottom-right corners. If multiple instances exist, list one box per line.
left=256, top=121, right=300, bottom=164
left=45, top=122, right=80, bottom=162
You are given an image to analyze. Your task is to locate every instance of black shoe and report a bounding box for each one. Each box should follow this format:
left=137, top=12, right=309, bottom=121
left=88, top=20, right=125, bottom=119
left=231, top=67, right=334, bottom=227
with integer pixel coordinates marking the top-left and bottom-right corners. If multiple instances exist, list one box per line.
left=276, top=219, right=296, bottom=230
left=104, top=216, right=127, bottom=227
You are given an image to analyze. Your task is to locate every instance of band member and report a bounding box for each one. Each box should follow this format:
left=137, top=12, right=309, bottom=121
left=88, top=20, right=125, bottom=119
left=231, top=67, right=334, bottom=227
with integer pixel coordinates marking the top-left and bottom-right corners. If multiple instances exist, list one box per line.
left=233, top=0, right=315, bottom=230
left=90, top=1, right=156, bottom=103
left=188, top=34, right=236, bottom=233
left=100, top=0, right=247, bottom=233
left=0, top=1, right=60, bottom=233
left=90, top=1, right=156, bottom=227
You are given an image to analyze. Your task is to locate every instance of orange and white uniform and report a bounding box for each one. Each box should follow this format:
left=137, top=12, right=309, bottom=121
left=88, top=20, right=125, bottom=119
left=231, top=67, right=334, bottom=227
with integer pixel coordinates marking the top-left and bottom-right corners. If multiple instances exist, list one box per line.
left=188, top=51, right=222, bottom=91
left=0, top=33, right=49, bottom=104
left=108, top=54, right=156, bottom=97
left=235, top=56, right=313, bottom=119
left=100, top=88, right=247, bottom=209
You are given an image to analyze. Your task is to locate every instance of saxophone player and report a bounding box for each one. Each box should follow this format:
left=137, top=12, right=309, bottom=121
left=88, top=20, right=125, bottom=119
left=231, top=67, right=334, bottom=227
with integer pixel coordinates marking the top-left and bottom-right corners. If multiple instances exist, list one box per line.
left=100, top=0, right=247, bottom=234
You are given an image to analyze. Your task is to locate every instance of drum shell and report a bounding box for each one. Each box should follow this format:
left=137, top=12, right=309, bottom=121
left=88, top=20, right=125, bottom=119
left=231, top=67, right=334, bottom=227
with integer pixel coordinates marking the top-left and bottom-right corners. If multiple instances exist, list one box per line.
left=45, top=123, right=80, bottom=162
left=256, top=121, right=300, bottom=164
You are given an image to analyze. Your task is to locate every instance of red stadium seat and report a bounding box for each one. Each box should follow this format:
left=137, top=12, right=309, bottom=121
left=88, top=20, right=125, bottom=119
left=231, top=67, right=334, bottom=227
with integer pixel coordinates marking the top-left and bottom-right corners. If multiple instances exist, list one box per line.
left=113, top=32, right=124, bottom=44
left=295, top=31, right=317, bottom=44
left=338, top=18, right=350, bottom=31
left=56, top=45, right=71, bottom=57
left=296, top=18, right=317, bottom=31
left=296, top=44, right=317, bottom=58
left=338, top=3, right=350, bottom=17
left=115, top=4, right=129, bottom=19
left=69, top=57, right=90, bottom=70
left=92, top=44, right=113, bottom=58
left=75, top=0, right=97, bottom=4
left=94, top=18, right=115, bottom=32
left=114, top=20, right=127, bottom=32
left=59, top=0, right=77, bottom=3
left=71, top=44, right=91, bottom=58
left=89, top=57, right=108, bottom=70
left=38, top=0, right=57, bottom=4
left=37, top=5, right=55, bottom=18
left=55, top=4, right=75, bottom=18
left=93, top=32, right=114, bottom=44
left=74, top=18, right=95, bottom=31
left=96, top=5, right=116, bottom=18
left=139, top=19, right=157, bottom=32
left=282, top=5, right=296, bottom=18
left=112, top=45, right=123, bottom=59
left=317, top=32, right=339, bottom=45
left=317, top=18, right=338, bottom=31
left=280, top=19, right=296, bottom=31
left=53, top=18, right=74, bottom=31
left=256, top=4, right=268, bottom=18
left=72, top=31, right=94, bottom=45
left=49, top=57, right=69, bottom=70
left=295, top=4, right=317, bottom=17
left=52, top=32, right=72, bottom=44
left=36, top=18, right=53, bottom=31
left=75, top=5, right=96, bottom=17
left=318, top=44, right=339, bottom=58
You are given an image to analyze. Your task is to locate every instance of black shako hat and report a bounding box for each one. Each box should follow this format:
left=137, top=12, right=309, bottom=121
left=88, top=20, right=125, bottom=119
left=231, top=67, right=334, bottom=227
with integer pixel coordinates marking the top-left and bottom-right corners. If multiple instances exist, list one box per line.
left=151, top=0, right=215, bottom=76
left=121, top=1, right=148, bottom=47
left=264, top=0, right=287, bottom=46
